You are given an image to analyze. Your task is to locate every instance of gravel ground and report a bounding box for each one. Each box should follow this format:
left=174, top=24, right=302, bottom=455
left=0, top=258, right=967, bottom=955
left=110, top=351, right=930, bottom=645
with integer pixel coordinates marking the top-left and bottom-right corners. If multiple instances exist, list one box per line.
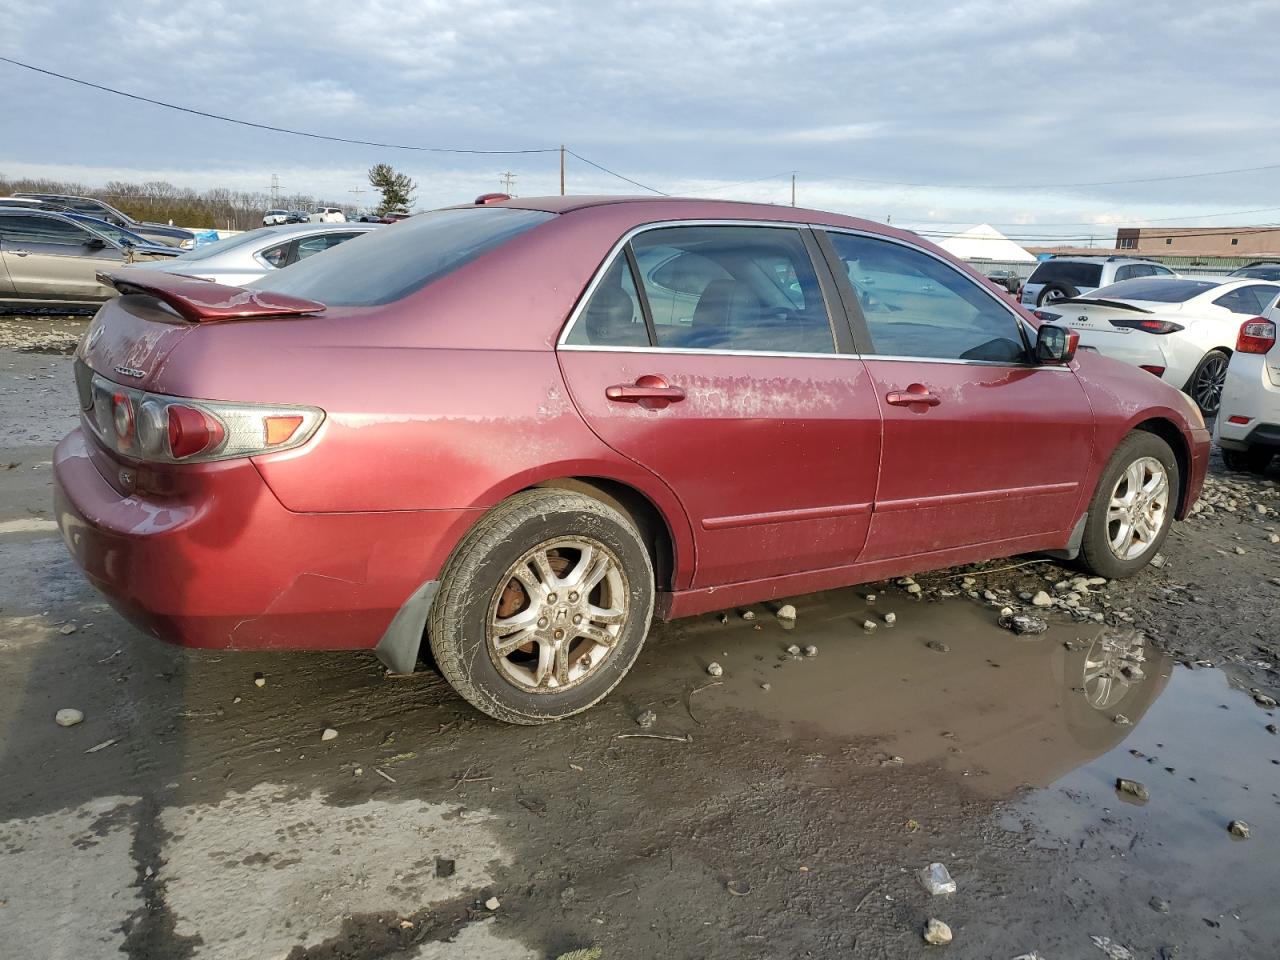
left=0, top=314, right=1276, bottom=960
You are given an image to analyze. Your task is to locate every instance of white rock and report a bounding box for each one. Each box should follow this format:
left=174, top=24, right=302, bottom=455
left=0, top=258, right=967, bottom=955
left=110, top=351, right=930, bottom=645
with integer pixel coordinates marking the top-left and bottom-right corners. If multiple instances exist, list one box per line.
left=321, top=728, right=338, bottom=741
left=865, top=593, right=877, bottom=602
left=55, top=708, right=83, bottom=727
left=862, top=619, right=878, bottom=632
left=485, top=896, right=501, bottom=910
left=741, top=610, right=756, bottom=621
left=906, top=583, right=922, bottom=595
left=1031, top=591, right=1053, bottom=607
left=253, top=675, right=266, bottom=688
left=883, top=612, right=896, bottom=625
left=707, top=662, right=723, bottom=677
left=776, top=604, right=797, bottom=621
left=923, top=918, right=953, bottom=945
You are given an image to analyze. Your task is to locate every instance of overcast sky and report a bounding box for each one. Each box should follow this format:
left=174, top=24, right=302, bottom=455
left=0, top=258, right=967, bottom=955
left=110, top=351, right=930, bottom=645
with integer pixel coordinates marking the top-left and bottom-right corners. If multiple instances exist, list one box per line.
left=3, top=0, right=1279, bottom=240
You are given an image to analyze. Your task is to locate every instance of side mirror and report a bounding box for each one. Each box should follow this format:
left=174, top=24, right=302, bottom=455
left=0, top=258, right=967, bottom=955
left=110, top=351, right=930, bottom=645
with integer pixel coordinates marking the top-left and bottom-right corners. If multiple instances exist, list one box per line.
left=1036, top=323, right=1079, bottom=365
left=84, top=236, right=107, bottom=250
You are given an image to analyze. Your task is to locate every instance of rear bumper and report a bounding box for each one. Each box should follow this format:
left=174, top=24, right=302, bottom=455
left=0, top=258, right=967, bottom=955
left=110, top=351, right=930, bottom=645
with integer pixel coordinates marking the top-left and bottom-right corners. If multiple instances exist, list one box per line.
left=53, top=428, right=478, bottom=652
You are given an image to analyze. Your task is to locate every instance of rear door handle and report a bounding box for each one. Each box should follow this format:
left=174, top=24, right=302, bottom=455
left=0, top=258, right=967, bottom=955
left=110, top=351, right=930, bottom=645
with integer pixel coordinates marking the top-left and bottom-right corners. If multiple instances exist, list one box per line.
left=886, top=386, right=941, bottom=407
left=606, top=375, right=685, bottom=407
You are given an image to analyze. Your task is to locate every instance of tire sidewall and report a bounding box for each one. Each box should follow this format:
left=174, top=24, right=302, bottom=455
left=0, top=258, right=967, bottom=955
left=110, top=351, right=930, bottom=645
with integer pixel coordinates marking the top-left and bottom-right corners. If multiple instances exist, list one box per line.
left=1082, top=433, right=1179, bottom=579
left=433, top=497, right=654, bottom=723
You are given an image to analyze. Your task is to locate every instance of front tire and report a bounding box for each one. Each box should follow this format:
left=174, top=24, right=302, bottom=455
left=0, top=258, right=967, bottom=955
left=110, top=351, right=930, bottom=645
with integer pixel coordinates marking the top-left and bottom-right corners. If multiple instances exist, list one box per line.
left=428, top=489, right=655, bottom=724
left=1080, top=432, right=1179, bottom=579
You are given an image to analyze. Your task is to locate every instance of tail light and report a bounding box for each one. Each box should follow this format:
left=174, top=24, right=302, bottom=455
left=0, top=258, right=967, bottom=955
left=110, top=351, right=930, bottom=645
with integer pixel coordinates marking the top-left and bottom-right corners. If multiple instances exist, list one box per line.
left=1032, top=309, right=1061, bottom=322
left=1139, top=365, right=1166, bottom=377
left=87, top=374, right=322, bottom=463
left=1236, top=317, right=1276, bottom=354
left=1107, top=317, right=1184, bottom=334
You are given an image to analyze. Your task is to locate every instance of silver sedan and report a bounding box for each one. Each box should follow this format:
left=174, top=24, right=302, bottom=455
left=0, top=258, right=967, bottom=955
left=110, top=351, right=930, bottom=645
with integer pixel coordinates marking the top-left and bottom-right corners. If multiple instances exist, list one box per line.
left=123, top=222, right=380, bottom=286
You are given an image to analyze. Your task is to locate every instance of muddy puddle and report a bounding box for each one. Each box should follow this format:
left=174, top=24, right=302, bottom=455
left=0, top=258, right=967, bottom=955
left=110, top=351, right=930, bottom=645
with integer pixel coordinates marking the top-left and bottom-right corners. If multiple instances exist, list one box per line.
left=634, top=588, right=1280, bottom=951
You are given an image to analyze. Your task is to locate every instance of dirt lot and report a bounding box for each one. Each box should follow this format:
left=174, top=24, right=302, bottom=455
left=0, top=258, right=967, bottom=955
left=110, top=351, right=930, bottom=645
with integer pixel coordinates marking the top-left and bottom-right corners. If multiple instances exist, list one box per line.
left=1, top=314, right=1277, bottom=960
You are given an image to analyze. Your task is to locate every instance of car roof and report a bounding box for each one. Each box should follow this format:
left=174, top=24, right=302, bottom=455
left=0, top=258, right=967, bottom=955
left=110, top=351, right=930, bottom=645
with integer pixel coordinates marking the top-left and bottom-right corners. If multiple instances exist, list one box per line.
left=260, top=222, right=377, bottom=236
left=457, top=195, right=927, bottom=244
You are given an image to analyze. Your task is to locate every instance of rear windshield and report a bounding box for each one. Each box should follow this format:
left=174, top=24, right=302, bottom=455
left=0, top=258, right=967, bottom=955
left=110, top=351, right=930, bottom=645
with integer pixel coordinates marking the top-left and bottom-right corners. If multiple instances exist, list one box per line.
left=252, top=207, right=554, bottom=306
left=1027, top=261, right=1103, bottom=287
left=1086, top=278, right=1222, bottom=303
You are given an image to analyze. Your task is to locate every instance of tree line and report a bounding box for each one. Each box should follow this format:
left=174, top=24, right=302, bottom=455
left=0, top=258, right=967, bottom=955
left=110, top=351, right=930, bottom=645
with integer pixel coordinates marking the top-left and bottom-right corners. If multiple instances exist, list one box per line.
left=0, top=174, right=352, bottom=231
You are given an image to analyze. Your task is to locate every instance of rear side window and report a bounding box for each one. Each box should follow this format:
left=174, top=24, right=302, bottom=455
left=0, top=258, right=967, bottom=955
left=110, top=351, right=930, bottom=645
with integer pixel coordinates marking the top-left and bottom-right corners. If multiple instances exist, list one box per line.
left=1027, top=261, right=1104, bottom=287
left=253, top=208, right=553, bottom=305
left=1214, top=285, right=1278, bottom=316
left=564, top=256, right=648, bottom=347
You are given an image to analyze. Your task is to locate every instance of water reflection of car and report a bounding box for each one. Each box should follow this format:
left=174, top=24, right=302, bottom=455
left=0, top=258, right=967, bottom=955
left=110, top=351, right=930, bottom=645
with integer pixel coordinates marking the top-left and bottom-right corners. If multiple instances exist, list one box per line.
left=120, top=222, right=379, bottom=286
left=0, top=208, right=181, bottom=308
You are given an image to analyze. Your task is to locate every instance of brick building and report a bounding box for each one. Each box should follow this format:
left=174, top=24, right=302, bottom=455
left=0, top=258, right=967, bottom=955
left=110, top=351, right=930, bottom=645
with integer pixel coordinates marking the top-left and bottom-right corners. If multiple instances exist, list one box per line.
left=1114, top=226, right=1280, bottom=258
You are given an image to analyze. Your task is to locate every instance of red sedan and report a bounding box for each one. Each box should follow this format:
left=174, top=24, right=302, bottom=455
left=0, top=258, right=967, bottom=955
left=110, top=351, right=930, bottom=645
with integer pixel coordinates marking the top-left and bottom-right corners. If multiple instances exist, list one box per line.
left=54, top=197, right=1209, bottom=723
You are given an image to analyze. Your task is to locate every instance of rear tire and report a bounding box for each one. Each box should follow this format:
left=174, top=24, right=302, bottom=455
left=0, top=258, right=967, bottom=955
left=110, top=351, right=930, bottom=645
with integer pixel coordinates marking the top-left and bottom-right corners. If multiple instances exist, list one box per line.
left=428, top=489, right=654, bottom=724
left=1186, top=349, right=1230, bottom=416
left=1080, top=432, right=1179, bottom=579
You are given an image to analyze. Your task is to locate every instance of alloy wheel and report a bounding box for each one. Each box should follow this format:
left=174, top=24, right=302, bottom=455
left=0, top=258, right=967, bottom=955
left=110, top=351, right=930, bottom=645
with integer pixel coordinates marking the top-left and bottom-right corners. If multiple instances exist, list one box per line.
left=1082, top=632, right=1146, bottom=710
left=1105, top=456, right=1170, bottom=561
left=486, top=537, right=629, bottom=692
left=1191, top=353, right=1228, bottom=415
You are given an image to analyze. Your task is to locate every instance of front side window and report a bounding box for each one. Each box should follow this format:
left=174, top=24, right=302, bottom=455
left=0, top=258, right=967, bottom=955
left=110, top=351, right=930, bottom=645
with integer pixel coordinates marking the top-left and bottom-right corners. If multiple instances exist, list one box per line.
left=632, top=226, right=833, bottom=353
left=826, top=232, right=1028, bottom=363
left=0, top=214, right=94, bottom=246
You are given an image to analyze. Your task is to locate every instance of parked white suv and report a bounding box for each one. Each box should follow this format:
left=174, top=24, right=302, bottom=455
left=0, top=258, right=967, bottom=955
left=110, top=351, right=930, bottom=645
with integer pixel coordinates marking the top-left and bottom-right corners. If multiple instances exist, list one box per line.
left=310, top=207, right=347, bottom=223
left=1214, top=305, right=1280, bottom=473
left=1021, top=256, right=1177, bottom=308
left=262, top=209, right=289, bottom=226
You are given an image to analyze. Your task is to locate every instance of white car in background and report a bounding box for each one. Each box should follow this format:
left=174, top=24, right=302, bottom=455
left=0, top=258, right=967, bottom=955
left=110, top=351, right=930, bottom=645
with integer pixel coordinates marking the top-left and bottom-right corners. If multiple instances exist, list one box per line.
left=1037, top=276, right=1280, bottom=415
left=310, top=207, right=347, bottom=223
left=262, top=209, right=289, bottom=226
left=1214, top=306, right=1280, bottom=473
left=1021, top=256, right=1177, bottom=308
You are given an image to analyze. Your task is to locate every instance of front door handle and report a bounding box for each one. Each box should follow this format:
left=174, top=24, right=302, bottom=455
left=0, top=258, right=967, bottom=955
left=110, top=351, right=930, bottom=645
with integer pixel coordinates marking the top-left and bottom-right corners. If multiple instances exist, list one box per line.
left=8, top=250, right=29, bottom=257
left=606, top=375, right=685, bottom=408
left=886, top=384, right=941, bottom=407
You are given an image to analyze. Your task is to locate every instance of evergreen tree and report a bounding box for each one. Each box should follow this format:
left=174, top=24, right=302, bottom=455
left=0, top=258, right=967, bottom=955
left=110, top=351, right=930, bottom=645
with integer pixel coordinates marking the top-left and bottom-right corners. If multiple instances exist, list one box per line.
left=368, top=163, right=417, bottom=215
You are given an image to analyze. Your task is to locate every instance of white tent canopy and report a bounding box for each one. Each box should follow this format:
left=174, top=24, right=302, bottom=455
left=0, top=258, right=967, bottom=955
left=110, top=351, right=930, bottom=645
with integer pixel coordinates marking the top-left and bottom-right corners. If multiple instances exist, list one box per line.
left=935, top=224, right=1036, bottom=263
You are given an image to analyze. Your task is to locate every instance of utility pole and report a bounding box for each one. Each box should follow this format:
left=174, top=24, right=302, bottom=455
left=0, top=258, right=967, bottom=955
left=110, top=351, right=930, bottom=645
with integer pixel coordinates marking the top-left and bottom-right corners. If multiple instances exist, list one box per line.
left=500, top=171, right=517, bottom=195
left=270, top=174, right=281, bottom=205
left=349, top=186, right=365, bottom=212
left=560, top=145, right=565, bottom=196
left=790, top=172, right=796, bottom=207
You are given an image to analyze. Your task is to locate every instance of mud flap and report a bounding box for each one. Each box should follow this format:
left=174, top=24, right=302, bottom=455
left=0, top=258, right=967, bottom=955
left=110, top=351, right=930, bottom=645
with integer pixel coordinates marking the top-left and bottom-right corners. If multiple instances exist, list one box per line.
left=1040, top=513, right=1087, bottom=561
left=373, top=580, right=440, bottom=674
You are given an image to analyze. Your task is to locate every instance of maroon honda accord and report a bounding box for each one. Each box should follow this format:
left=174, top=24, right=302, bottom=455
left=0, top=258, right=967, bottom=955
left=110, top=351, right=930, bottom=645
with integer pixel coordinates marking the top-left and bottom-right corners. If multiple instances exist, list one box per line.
left=53, top=196, right=1208, bottom=723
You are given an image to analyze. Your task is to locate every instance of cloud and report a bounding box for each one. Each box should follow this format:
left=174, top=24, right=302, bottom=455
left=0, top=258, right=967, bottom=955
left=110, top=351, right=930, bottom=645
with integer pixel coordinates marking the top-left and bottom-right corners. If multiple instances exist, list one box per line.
left=2, top=0, right=1279, bottom=235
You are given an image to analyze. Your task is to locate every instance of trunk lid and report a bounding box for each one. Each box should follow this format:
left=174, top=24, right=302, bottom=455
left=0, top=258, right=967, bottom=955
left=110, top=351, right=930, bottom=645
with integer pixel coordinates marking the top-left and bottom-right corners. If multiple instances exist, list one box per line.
left=78, top=273, right=325, bottom=393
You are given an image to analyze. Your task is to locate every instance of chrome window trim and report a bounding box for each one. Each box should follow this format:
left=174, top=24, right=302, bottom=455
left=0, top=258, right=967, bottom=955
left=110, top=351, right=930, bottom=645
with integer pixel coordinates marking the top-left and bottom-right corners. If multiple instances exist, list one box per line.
left=815, top=224, right=1043, bottom=351
left=557, top=343, right=856, bottom=361
left=556, top=218, right=840, bottom=352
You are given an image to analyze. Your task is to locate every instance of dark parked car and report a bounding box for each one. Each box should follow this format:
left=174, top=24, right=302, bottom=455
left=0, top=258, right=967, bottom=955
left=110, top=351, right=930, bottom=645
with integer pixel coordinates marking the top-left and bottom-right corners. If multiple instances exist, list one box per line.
left=984, top=268, right=1023, bottom=295
left=11, top=193, right=196, bottom=249
left=55, top=196, right=1208, bottom=724
left=1229, top=262, right=1280, bottom=281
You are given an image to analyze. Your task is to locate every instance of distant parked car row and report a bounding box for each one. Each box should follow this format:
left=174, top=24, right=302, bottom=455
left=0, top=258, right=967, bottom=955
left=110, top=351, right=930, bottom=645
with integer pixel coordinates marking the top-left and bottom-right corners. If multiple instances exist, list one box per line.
left=0, top=205, right=378, bottom=308
left=1, top=193, right=196, bottom=249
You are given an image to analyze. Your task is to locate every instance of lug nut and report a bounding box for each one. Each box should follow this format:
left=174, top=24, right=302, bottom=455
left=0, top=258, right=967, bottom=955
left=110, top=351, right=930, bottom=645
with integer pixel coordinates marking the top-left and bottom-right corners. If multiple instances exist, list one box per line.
left=554, top=628, right=564, bottom=640
left=573, top=614, right=582, bottom=624
left=537, top=617, right=549, bottom=629
left=569, top=592, right=579, bottom=602
left=547, top=593, right=557, bottom=603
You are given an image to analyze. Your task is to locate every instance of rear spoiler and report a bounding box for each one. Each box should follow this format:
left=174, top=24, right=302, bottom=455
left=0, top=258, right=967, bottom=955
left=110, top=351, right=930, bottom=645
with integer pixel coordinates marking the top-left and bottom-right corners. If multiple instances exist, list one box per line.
left=1055, top=297, right=1152, bottom=314
left=98, top=272, right=325, bottom=323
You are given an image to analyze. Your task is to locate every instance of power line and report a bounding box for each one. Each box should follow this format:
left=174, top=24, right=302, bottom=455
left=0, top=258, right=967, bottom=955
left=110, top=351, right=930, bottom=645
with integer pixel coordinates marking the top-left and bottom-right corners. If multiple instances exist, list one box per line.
left=914, top=224, right=1280, bottom=243
left=0, top=55, right=557, bottom=155
left=565, top=149, right=668, bottom=196
left=798, top=163, right=1280, bottom=191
